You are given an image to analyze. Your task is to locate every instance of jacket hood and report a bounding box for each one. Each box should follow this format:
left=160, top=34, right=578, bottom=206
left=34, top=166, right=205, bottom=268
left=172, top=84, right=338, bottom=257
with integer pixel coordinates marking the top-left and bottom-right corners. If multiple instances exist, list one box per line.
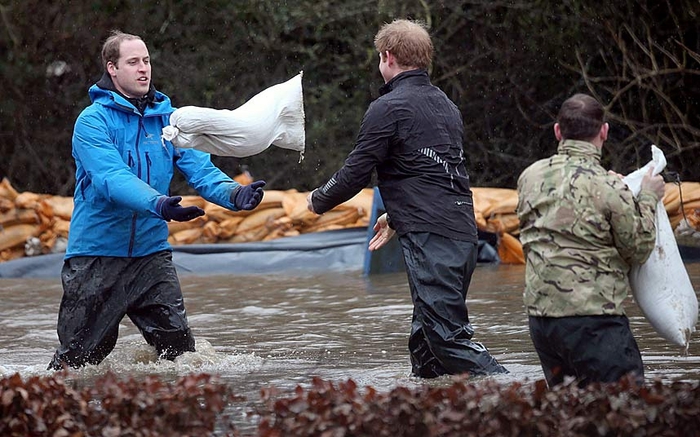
left=89, top=72, right=173, bottom=116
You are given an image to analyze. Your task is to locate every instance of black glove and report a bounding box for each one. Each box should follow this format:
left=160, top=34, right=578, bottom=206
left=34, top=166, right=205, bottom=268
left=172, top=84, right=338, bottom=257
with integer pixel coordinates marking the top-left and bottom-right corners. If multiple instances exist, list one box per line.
left=232, top=180, right=266, bottom=210
left=157, top=196, right=205, bottom=222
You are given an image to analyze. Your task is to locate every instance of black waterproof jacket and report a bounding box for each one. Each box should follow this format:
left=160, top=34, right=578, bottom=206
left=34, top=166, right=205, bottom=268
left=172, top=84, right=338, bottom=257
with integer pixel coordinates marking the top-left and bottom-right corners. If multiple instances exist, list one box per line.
left=311, top=69, right=478, bottom=242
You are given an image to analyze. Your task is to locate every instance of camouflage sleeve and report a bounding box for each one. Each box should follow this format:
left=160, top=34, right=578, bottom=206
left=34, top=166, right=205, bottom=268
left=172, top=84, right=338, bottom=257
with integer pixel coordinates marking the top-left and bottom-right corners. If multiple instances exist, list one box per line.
left=605, top=176, right=658, bottom=266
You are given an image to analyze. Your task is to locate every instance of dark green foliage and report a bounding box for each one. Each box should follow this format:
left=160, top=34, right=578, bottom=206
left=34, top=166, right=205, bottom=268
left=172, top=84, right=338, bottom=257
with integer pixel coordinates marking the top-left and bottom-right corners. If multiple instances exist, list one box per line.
left=0, top=0, right=698, bottom=195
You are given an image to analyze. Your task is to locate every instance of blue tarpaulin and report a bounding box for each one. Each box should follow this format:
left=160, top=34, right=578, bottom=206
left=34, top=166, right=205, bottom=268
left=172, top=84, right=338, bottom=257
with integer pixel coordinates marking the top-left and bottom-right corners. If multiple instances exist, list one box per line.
left=0, top=228, right=369, bottom=279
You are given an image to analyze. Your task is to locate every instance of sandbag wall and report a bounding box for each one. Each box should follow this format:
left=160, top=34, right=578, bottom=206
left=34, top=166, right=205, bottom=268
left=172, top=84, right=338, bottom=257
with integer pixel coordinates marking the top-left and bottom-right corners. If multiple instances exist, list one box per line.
left=663, top=182, right=700, bottom=245
left=1, top=177, right=699, bottom=264
left=0, top=178, right=73, bottom=262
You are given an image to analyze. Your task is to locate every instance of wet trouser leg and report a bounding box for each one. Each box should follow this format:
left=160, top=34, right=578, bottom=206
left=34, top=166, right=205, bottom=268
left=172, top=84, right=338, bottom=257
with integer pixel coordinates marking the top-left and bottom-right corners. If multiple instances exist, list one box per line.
left=400, top=232, right=508, bottom=378
left=126, top=251, right=195, bottom=360
left=48, top=251, right=195, bottom=370
left=528, top=315, right=644, bottom=388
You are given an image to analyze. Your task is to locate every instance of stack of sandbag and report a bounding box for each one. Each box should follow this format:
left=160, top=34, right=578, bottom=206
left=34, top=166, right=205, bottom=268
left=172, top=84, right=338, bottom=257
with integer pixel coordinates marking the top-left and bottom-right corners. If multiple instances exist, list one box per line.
left=471, top=187, right=524, bottom=264
left=663, top=181, right=700, bottom=247
left=169, top=186, right=524, bottom=259
left=472, top=187, right=519, bottom=234
left=2, top=177, right=698, bottom=265
left=663, top=181, right=700, bottom=227
left=166, top=188, right=373, bottom=246
left=0, top=178, right=72, bottom=261
left=165, top=188, right=372, bottom=246
left=0, top=180, right=372, bottom=261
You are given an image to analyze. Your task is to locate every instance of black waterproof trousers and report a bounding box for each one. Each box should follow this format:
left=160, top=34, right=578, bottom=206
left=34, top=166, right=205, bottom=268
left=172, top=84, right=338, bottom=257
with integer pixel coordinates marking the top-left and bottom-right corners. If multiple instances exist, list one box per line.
left=48, top=250, right=195, bottom=370
left=400, top=232, right=508, bottom=378
left=528, top=315, right=644, bottom=387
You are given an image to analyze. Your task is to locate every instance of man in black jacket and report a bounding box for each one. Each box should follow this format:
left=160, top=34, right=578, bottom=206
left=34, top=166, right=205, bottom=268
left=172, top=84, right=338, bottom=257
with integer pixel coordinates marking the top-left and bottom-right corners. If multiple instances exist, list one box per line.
left=307, top=19, right=507, bottom=378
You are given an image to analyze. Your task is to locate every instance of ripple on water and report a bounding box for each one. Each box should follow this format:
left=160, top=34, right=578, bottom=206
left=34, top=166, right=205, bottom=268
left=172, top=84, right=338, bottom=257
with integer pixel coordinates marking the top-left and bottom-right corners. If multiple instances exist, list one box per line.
left=0, top=338, right=264, bottom=381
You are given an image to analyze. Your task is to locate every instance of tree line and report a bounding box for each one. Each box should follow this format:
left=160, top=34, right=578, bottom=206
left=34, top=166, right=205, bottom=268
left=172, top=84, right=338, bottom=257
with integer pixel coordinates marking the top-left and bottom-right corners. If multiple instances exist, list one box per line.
left=1, top=0, right=698, bottom=196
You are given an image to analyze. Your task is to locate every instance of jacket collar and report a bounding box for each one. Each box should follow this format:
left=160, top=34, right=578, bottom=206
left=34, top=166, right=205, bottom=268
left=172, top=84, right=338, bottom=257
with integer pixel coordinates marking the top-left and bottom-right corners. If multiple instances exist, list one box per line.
left=89, top=72, right=171, bottom=116
left=379, top=69, right=430, bottom=96
left=557, top=139, right=602, bottom=161
left=93, top=72, right=159, bottom=114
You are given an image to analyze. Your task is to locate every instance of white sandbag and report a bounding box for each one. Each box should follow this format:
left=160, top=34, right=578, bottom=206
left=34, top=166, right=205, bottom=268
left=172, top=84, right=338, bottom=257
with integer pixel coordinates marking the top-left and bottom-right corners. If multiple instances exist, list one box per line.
left=622, top=145, right=698, bottom=349
left=162, top=72, right=305, bottom=159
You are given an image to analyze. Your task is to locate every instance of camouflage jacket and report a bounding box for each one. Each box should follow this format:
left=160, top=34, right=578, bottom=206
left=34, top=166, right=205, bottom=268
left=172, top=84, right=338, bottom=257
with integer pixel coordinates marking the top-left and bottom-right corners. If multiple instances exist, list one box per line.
left=516, top=140, right=659, bottom=317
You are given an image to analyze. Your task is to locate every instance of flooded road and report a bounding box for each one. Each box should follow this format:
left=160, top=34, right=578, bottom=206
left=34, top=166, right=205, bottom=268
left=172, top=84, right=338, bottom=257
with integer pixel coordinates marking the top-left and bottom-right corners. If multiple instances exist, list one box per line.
left=0, top=261, right=698, bottom=432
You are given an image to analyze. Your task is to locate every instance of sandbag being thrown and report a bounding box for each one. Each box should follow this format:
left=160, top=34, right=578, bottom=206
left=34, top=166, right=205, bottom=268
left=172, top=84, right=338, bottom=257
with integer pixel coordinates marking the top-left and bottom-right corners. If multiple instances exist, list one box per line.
left=162, top=72, right=305, bottom=159
left=622, top=145, right=698, bottom=350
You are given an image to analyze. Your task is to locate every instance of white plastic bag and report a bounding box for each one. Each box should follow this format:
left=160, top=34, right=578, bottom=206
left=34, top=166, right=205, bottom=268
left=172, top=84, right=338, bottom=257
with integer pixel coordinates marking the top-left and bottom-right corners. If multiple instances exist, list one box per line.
left=622, top=145, right=698, bottom=349
left=162, top=72, right=305, bottom=159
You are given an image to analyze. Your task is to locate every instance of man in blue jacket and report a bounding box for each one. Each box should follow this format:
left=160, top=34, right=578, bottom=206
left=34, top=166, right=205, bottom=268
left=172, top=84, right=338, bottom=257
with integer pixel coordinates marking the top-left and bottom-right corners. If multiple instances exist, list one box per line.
left=307, top=20, right=507, bottom=378
left=48, top=30, right=266, bottom=370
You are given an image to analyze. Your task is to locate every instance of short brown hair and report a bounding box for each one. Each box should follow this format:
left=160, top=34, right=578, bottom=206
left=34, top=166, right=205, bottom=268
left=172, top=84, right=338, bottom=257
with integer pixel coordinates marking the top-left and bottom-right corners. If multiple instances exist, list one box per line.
left=374, top=19, right=433, bottom=70
left=556, top=94, right=605, bottom=141
left=101, top=30, right=143, bottom=70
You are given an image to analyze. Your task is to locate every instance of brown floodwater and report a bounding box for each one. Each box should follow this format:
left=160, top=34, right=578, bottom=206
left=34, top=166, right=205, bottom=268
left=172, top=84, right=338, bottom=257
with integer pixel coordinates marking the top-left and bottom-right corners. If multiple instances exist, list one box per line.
left=0, top=261, right=698, bottom=433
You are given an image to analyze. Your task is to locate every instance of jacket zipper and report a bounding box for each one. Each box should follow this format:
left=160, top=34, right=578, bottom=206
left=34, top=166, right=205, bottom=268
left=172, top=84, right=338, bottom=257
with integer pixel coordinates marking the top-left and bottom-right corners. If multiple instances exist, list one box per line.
left=145, top=152, right=152, bottom=184
left=128, top=118, right=145, bottom=256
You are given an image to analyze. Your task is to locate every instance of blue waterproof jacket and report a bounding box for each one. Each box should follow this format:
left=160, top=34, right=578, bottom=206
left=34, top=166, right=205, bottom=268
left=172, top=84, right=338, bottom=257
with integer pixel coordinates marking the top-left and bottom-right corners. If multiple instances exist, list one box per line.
left=66, top=85, right=240, bottom=258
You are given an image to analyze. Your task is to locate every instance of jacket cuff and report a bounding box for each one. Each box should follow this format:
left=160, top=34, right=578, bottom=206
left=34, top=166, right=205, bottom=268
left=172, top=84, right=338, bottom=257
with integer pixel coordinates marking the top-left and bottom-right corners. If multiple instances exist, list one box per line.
left=155, top=196, right=169, bottom=221
left=310, top=189, right=333, bottom=214
left=637, top=190, right=661, bottom=212
left=386, top=214, right=394, bottom=230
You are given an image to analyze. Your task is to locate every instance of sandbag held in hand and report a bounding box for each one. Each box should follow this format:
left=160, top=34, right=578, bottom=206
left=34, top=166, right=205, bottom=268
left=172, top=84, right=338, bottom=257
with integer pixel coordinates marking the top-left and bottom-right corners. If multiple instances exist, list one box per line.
left=161, top=73, right=305, bottom=158
left=232, top=180, right=266, bottom=211
left=157, top=196, right=205, bottom=222
left=622, top=145, right=698, bottom=349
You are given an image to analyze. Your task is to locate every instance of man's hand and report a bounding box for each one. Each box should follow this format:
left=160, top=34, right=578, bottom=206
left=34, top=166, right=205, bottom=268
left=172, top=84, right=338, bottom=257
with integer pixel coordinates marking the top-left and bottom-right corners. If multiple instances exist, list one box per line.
left=608, top=169, right=624, bottom=179
left=306, top=189, right=318, bottom=214
left=368, top=213, right=396, bottom=251
left=233, top=180, right=266, bottom=210
left=157, top=196, right=205, bottom=222
left=640, top=167, right=666, bottom=201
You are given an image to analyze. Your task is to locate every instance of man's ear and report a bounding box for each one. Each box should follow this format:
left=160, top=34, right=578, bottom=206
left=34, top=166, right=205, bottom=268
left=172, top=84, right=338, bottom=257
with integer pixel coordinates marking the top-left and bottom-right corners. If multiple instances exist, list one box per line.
left=385, top=51, right=395, bottom=66
left=600, top=122, right=609, bottom=141
left=554, top=123, right=563, bottom=141
left=106, top=61, right=117, bottom=77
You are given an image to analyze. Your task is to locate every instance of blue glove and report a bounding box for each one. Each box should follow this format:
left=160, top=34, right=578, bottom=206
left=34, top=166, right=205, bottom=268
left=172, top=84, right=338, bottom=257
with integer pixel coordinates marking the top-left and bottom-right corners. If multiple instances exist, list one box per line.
left=232, top=180, right=266, bottom=210
left=157, top=196, right=205, bottom=222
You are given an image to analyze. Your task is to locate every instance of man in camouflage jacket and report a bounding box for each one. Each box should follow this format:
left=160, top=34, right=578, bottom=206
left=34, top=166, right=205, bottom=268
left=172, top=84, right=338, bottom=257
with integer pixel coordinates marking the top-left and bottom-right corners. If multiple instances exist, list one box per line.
left=516, top=93, right=666, bottom=387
